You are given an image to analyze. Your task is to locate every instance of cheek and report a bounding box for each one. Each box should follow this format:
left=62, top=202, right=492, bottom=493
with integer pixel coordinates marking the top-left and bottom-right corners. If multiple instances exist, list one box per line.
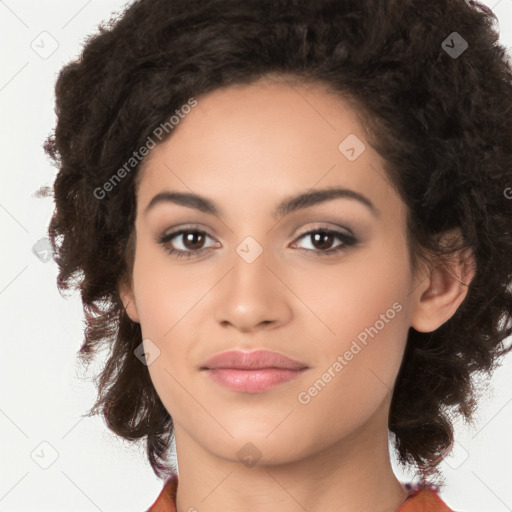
left=290, top=235, right=411, bottom=408
left=131, top=240, right=212, bottom=339
left=292, top=305, right=408, bottom=449
left=131, top=245, right=210, bottom=418
left=289, top=235, right=411, bottom=345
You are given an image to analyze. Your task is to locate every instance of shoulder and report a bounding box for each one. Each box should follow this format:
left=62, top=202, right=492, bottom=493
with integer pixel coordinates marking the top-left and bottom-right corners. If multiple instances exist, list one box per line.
left=147, top=477, right=459, bottom=512
left=146, top=474, right=178, bottom=512
left=398, top=482, right=455, bottom=512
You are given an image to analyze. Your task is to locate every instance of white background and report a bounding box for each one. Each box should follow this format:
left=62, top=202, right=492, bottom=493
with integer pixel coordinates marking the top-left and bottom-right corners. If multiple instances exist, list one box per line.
left=1, top=1, right=511, bottom=511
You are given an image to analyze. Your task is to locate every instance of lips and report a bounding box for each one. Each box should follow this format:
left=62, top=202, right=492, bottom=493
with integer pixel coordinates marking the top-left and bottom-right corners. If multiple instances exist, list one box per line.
left=200, top=350, right=309, bottom=393
left=201, top=349, right=308, bottom=371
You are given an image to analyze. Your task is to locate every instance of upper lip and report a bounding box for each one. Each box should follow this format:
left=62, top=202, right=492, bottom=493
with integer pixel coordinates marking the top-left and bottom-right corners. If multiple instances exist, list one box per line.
left=201, top=350, right=308, bottom=370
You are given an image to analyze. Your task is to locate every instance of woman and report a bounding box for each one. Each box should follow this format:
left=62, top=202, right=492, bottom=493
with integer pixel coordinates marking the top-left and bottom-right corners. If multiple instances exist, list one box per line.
left=43, top=0, right=512, bottom=511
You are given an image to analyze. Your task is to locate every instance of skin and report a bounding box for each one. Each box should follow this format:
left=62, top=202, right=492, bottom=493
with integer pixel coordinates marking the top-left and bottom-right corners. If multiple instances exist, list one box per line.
left=119, top=77, right=475, bottom=512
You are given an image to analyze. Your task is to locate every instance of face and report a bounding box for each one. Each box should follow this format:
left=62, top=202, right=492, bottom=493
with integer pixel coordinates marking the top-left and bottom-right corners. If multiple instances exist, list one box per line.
left=121, top=78, right=426, bottom=466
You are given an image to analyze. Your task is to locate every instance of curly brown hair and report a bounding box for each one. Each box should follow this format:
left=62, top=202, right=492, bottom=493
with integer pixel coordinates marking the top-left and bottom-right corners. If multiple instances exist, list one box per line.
left=42, top=0, right=512, bottom=483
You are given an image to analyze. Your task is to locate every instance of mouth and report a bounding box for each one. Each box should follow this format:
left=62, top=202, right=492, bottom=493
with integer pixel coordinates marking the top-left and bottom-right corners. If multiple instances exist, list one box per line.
left=202, top=367, right=308, bottom=393
left=200, top=349, right=309, bottom=393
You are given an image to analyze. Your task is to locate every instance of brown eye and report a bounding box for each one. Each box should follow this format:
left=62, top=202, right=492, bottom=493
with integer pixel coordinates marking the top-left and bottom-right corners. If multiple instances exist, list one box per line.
left=292, top=228, right=357, bottom=256
left=158, top=228, right=219, bottom=259
left=310, top=231, right=336, bottom=250
left=181, top=231, right=206, bottom=250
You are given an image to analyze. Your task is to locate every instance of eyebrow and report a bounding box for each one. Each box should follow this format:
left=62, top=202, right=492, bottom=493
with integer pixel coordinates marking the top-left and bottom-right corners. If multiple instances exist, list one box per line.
left=143, top=186, right=379, bottom=219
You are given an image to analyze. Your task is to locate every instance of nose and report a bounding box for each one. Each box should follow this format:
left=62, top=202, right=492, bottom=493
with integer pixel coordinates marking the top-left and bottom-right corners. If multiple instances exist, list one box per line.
left=213, top=248, right=293, bottom=333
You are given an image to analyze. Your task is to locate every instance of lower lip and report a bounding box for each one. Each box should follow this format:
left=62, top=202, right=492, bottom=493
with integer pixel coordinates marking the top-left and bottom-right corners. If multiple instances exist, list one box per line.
left=204, top=368, right=306, bottom=393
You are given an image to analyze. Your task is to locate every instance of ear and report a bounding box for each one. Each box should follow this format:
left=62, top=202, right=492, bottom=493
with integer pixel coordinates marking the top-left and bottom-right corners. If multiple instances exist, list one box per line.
left=118, top=274, right=140, bottom=324
left=410, top=235, right=476, bottom=333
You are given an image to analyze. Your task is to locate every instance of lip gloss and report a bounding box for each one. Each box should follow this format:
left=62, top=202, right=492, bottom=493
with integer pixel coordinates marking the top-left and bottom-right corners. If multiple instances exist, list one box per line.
left=205, top=367, right=307, bottom=393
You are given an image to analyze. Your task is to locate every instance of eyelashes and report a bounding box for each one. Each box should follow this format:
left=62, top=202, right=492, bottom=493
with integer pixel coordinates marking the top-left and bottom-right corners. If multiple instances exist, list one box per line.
left=157, top=225, right=358, bottom=260
left=158, top=228, right=220, bottom=259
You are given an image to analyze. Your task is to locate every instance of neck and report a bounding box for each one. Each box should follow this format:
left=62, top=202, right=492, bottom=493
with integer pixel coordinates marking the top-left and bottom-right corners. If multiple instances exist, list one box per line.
left=173, top=397, right=409, bottom=512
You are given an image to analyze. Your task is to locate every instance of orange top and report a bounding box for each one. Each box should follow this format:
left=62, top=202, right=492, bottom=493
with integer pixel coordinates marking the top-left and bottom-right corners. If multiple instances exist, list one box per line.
left=147, top=476, right=454, bottom=512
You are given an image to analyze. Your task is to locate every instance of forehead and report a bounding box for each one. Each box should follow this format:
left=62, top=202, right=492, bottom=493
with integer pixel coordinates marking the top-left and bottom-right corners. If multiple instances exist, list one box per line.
left=135, top=79, right=403, bottom=223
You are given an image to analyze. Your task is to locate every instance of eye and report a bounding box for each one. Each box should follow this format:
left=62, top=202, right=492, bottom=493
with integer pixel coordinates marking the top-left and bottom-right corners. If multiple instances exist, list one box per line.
left=157, top=225, right=358, bottom=259
left=158, top=228, right=219, bottom=259
left=291, top=227, right=358, bottom=256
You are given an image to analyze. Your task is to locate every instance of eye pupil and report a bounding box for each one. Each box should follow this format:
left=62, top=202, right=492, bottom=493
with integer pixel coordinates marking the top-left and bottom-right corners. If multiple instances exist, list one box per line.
left=184, top=232, right=204, bottom=250
left=312, top=231, right=334, bottom=250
